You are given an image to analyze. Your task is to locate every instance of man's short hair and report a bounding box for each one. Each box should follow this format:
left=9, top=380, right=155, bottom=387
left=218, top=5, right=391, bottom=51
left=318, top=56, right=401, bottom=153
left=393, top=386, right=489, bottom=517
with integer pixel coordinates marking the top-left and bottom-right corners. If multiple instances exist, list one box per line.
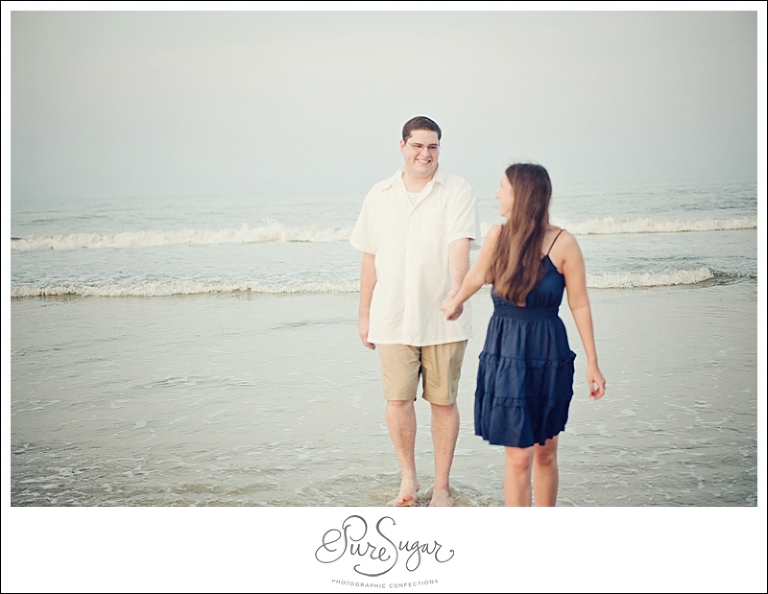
left=402, top=116, right=442, bottom=141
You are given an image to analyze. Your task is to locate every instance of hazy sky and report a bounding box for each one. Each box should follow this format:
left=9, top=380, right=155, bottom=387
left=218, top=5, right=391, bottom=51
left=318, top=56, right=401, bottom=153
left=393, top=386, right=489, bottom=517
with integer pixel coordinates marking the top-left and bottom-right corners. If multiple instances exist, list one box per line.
left=10, top=9, right=758, bottom=199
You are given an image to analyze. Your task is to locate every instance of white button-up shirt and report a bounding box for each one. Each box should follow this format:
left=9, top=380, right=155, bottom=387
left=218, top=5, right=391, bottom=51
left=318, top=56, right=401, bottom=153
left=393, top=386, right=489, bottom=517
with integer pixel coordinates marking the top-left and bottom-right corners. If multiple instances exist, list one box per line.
left=350, top=167, right=480, bottom=346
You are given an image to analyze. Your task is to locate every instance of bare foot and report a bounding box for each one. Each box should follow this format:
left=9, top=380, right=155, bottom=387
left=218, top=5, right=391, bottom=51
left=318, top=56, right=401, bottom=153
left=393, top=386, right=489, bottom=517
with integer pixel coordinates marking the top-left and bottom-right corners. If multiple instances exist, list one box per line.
left=392, top=477, right=420, bottom=507
left=428, top=487, right=455, bottom=507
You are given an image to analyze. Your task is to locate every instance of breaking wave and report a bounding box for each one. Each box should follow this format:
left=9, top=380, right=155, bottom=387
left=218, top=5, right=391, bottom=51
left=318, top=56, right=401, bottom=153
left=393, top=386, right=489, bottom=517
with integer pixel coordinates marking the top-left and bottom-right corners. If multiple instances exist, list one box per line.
left=12, top=268, right=755, bottom=298
left=11, top=216, right=755, bottom=251
left=11, top=223, right=353, bottom=251
left=585, top=267, right=718, bottom=288
left=480, top=216, right=756, bottom=237
left=11, top=280, right=361, bottom=298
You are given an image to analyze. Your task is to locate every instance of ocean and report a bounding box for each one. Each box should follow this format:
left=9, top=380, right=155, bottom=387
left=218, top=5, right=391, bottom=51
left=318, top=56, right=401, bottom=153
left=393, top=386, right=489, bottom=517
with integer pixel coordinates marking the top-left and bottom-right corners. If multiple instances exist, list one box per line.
left=10, top=177, right=758, bottom=506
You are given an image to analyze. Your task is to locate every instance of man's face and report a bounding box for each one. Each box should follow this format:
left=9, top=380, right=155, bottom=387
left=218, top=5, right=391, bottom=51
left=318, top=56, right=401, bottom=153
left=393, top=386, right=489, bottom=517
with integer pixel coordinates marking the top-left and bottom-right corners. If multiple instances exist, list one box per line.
left=399, top=129, right=440, bottom=179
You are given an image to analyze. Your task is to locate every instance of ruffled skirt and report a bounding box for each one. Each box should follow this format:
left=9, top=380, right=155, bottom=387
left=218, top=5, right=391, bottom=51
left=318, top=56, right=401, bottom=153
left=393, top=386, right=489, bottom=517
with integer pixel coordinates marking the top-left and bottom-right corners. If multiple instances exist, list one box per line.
left=474, top=312, right=576, bottom=448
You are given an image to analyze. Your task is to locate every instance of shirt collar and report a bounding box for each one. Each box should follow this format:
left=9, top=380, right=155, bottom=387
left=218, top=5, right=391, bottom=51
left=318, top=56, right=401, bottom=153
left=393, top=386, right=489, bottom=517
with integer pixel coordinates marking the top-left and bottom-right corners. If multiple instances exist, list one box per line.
left=385, top=166, right=445, bottom=191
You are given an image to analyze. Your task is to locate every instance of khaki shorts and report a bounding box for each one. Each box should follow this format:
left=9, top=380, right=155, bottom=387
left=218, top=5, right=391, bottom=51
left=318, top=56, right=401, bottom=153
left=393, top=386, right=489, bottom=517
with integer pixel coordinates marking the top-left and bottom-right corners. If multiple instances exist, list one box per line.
left=377, top=341, right=468, bottom=406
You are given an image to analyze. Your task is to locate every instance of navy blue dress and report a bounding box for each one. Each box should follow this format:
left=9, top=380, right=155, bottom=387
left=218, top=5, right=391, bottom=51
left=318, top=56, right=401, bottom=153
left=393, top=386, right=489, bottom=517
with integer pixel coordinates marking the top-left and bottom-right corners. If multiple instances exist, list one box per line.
left=474, top=254, right=576, bottom=447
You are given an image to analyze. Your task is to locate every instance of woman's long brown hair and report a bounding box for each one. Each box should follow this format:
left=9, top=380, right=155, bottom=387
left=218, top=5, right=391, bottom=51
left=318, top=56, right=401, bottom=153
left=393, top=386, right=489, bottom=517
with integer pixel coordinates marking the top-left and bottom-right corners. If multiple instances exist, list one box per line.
left=490, top=164, right=552, bottom=306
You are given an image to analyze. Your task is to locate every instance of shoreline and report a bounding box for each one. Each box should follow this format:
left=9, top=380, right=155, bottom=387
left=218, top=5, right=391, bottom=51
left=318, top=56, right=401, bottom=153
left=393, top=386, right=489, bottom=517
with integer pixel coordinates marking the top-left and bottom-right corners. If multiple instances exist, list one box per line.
left=11, top=281, right=757, bottom=506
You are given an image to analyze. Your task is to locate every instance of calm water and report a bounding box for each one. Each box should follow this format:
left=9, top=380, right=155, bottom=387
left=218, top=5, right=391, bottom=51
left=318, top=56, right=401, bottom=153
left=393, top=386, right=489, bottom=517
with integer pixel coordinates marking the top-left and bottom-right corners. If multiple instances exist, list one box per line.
left=10, top=178, right=758, bottom=506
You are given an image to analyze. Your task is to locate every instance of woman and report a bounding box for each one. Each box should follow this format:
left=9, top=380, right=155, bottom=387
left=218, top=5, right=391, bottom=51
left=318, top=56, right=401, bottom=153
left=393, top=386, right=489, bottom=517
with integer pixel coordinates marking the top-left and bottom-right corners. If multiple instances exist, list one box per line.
left=441, top=163, right=606, bottom=506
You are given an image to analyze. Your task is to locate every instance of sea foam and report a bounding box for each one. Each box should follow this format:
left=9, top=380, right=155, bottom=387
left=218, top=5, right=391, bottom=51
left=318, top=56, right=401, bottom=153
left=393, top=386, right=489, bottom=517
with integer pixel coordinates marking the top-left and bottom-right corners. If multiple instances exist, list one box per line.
left=480, top=217, right=756, bottom=237
left=10, top=280, right=361, bottom=298
left=11, top=223, right=354, bottom=251
left=12, top=267, right=738, bottom=298
left=555, top=216, right=756, bottom=235
left=586, top=266, right=715, bottom=288
left=12, top=216, right=756, bottom=251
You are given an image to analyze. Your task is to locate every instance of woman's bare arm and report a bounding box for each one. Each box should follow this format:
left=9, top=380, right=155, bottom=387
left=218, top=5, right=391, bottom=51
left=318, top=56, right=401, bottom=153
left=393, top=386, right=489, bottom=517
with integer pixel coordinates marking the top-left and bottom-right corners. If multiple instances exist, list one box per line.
left=558, top=232, right=606, bottom=399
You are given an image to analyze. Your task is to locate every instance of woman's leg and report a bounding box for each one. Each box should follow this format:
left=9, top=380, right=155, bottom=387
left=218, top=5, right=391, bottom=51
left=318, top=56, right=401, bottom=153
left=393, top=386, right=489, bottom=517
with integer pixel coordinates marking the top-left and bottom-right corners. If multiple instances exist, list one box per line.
left=532, top=436, right=559, bottom=507
left=504, top=446, right=534, bottom=506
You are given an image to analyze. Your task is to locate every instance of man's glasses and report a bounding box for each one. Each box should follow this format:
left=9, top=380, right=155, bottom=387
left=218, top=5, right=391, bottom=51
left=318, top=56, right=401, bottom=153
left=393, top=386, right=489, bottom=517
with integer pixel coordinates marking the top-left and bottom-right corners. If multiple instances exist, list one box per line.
left=405, top=141, right=440, bottom=153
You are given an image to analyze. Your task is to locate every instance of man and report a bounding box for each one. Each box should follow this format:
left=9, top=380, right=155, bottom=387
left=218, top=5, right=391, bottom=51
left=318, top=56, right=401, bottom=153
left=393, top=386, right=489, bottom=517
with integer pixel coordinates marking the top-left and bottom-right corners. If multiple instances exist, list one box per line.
left=350, top=116, right=479, bottom=507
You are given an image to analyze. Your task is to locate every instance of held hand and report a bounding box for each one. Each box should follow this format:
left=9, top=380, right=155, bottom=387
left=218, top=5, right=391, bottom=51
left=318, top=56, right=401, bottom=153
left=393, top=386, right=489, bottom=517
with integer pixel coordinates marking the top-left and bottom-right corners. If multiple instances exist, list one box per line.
left=587, top=364, right=606, bottom=400
left=440, top=293, right=463, bottom=321
left=358, top=317, right=375, bottom=350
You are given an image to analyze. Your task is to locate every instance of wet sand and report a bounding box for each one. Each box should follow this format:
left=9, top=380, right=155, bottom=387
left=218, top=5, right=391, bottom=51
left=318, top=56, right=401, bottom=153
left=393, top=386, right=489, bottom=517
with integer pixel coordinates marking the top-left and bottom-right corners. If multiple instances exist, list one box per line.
left=11, top=281, right=757, bottom=507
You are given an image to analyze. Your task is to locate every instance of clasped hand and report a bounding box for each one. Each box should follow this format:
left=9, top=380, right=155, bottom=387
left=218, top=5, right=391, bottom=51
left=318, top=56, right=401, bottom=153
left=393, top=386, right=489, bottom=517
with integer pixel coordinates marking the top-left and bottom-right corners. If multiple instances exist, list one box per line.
left=441, top=290, right=463, bottom=321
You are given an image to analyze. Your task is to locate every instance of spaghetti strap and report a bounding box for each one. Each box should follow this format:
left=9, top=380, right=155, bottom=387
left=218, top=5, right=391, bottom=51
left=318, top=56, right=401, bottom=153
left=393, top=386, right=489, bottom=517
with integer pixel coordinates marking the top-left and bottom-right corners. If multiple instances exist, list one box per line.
left=546, top=229, right=565, bottom=256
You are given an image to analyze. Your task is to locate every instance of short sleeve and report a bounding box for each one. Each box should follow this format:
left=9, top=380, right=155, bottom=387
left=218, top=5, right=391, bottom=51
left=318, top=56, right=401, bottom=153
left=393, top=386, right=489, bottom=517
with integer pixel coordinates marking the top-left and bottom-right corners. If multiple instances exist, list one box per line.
left=349, top=192, right=378, bottom=254
left=446, top=181, right=481, bottom=249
